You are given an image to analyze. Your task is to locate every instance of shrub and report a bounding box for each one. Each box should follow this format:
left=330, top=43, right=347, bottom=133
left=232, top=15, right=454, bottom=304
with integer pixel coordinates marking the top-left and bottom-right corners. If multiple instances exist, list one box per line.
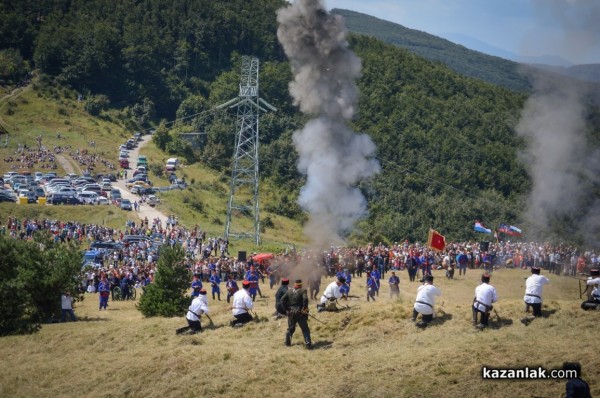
left=84, top=94, right=109, bottom=116
left=0, top=233, right=83, bottom=335
left=137, top=245, right=189, bottom=317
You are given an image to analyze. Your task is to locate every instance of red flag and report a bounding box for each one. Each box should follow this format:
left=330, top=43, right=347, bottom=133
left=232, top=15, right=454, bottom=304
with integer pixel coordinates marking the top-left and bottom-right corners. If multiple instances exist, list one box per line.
left=428, top=229, right=446, bottom=252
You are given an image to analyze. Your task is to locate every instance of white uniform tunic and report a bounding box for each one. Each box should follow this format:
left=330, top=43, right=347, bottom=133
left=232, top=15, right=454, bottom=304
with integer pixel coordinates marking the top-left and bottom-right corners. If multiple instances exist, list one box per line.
left=231, top=288, right=253, bottom=316
left=413, top=284, right=441, bottom=315
left=587, top=277, right=600, bottom=299
left=320, top=281, right=343, bottom=305
left=473, top=283, right=497, bottom=312
left=524, top=274, right=550, bottom=304
left=186, top=295, right=209, bottom=322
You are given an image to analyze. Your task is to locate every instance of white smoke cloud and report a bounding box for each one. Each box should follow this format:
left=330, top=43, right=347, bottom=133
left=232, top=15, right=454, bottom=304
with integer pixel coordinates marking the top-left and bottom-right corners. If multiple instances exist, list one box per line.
left=516, top=83, right=587, bottom=226
left=277, top=0, right=380, bottom=247
left=518, top=1, right=600, bottom=243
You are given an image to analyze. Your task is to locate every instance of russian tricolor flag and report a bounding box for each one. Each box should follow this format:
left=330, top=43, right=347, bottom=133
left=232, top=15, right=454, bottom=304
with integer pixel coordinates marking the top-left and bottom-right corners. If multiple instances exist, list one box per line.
left=508, top=225, right=522, bottom=236
left=474, top=221, right=492, bottom=234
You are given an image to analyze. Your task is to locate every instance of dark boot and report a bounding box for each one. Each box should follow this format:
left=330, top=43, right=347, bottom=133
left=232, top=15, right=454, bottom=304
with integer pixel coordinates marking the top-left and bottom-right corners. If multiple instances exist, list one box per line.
left=285, top=332, right=292, bottom=346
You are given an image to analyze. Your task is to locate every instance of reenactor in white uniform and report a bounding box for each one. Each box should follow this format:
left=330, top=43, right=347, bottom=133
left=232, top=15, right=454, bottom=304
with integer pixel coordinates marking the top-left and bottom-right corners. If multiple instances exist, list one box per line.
left=521, top=267, right=550, bottom=325
left=412, top=275, right=441, bottom=328
left=472, top=273, right=497, bottom=330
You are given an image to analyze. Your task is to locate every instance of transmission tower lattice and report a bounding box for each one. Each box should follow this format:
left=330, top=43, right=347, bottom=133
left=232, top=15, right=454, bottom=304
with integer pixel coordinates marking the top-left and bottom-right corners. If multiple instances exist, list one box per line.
left=220, top=56, right=276, bottom=245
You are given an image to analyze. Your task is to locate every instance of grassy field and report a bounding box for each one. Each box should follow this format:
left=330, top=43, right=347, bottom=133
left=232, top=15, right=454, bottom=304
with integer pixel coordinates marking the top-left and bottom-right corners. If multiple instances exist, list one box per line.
left=0, top=268, right=596, bottom=398
left=0, top=80, right=308, bottom=252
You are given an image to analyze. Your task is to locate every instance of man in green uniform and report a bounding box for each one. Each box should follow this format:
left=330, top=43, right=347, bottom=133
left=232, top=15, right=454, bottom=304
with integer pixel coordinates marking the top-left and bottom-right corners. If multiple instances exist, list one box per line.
left=281, top=279, right=312, bottom=349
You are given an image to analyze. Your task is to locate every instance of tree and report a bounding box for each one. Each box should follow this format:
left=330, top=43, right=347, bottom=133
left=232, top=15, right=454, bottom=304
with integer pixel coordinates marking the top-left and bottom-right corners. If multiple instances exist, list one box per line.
left=0, top=232, right=83, bottom=336
left=137, top=245, right=190, bottom=317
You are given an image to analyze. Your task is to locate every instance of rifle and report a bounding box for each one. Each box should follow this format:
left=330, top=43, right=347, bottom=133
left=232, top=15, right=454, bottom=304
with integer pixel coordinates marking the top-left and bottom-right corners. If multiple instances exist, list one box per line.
left=493, top=308, right=502, bottom=323
left=300, top=309, right=327, bottom=325
left=570, top=276, right=591, bottom=299
left=345, top=295, right=360, bottom=299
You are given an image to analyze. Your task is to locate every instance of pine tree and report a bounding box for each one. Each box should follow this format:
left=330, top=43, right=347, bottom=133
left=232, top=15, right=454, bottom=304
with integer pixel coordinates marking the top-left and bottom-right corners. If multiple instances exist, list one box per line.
left=137, top=245, right=190, bottom=317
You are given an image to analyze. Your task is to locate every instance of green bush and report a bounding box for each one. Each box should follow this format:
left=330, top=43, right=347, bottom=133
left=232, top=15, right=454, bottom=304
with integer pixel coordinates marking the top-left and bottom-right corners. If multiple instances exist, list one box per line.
left=137, top=245, right=190, bottom=317
left=0, top=233, right=83, bottom=335
left=84, top=94, right=109, bottom=116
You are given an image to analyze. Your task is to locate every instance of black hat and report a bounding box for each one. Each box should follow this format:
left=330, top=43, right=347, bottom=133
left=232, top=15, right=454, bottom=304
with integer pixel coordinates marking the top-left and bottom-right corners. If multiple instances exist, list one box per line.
left=294, top=279, right=302, bottom=287
left=281, top=278, right=289, bottom=285
left=481, top=273, right=491, bottom=283
left=425, top=275, right=434, bottom=283
left=337, top=276, right=346, bottom=284
left=531, top=267, right=540, bottom=274
left=590, top=269, right=599, bottom=277
left=199, top=288, right=207, bottom=295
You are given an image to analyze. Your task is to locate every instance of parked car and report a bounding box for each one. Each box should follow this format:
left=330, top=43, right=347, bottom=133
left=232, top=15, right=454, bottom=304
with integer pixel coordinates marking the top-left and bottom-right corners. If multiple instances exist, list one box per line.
left=33, top=187, right=46, bottom=198
left=78, top=191, right=99, bottom=204
left=110, top=189, right=122, bottom=201
left=0, top=190, right=16, bottom=202
left=95, top=196, right=110, bottom=205
left=130, top=181, right=151, bottom=193
left=19, top=190, right=37, bottom=203
left=47, top=193, right=82, bottom=205
left=136, top=155, right=148, bottom=168
left=147, top=195, right=160, bottom=206
left=120, top=198, right=133, bottom=211
left=125, top=176, right=150, bottom=188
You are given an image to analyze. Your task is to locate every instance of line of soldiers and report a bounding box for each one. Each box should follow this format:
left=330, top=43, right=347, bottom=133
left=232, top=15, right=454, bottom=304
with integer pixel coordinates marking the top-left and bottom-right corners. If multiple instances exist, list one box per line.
left=177, top=267, right=600, bottom=343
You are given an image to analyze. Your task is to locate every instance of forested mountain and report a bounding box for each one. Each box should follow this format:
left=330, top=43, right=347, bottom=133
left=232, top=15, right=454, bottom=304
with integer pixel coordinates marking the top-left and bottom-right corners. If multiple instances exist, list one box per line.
left=1, top=0, right=598, bottom=244
left=332, top=8, right=532, bottom=92
left=0, top=0, right=286, bottom=115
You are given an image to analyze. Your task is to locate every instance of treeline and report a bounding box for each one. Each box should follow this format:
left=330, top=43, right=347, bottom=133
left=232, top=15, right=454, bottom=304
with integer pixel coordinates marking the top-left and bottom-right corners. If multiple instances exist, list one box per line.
left=0, top=0, right=286, bottom=114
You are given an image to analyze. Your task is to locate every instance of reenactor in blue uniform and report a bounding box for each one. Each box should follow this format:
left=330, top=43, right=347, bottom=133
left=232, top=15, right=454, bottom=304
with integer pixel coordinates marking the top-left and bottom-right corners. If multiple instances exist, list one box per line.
left=388, top=271, right=400, bottom=299
left=191, top=273, right=203, bottom=300
left=225, top=275, right=239, bottom=303
left=209, top=270, right=221, bottom=301
left=274, top=278, right=290, bottom=318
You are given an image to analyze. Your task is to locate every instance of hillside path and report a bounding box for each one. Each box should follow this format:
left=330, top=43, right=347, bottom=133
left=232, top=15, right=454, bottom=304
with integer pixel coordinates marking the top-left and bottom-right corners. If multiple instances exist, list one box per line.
left=112, top=134, right=169, bottom=226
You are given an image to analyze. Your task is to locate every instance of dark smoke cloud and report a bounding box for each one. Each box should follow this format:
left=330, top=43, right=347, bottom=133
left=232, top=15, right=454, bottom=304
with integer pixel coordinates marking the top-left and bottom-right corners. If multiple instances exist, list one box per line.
left=277, top=0, right=380, bottom=248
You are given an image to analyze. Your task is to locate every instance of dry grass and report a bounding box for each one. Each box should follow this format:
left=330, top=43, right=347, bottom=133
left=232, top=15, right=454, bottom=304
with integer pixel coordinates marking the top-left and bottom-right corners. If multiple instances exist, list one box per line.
left=0, top=268, right=597, bottom=398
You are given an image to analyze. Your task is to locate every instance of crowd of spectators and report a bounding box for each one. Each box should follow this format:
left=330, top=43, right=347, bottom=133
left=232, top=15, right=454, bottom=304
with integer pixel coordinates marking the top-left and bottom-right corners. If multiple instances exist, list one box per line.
left=3, top=143, right=68, bottom=170
left=69, top=148, right=115, bottom=173
left=3, top=214, right=598, bottom=307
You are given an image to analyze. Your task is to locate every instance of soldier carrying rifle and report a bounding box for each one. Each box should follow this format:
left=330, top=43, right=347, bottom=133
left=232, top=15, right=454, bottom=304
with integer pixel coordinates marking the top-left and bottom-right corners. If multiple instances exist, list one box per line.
left=281, top=279, right=312, bottom=349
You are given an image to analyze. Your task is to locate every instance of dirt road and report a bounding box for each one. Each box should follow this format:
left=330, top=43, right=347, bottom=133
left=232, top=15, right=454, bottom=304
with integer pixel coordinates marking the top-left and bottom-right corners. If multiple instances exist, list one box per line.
left=112, top=134, right=168, bottom=225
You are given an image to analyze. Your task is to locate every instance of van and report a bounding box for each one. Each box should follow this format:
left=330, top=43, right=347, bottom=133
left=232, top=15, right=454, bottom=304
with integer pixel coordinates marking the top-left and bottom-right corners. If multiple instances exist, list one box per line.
left=165, top=157, right=179, bottom=171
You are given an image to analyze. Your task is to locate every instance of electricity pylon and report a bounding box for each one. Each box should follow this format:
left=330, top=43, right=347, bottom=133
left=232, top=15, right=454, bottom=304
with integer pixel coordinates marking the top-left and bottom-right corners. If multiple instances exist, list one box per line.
left=220, top=56, right=276, bottom=245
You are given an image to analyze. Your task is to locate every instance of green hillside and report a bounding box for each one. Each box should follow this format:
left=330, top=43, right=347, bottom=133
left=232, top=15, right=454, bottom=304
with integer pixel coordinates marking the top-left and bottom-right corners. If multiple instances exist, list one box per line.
left=2, top=0, right=600, bottom=244
left=332, top=8, right=532, bottom=92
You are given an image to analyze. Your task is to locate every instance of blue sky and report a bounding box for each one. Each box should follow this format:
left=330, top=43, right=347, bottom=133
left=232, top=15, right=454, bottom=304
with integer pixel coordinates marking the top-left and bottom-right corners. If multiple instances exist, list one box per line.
left=325, top=0, right=600, bottom=64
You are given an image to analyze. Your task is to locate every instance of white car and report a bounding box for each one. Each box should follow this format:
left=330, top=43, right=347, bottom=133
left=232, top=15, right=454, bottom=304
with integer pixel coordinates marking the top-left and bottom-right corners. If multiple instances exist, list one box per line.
left=95, top=196, right=110, bottom=205
left=56, top=187, right=78, bottom=195
left=78, top=191, right=99, bottom=204
left=147, top=195, right=160, bottom=206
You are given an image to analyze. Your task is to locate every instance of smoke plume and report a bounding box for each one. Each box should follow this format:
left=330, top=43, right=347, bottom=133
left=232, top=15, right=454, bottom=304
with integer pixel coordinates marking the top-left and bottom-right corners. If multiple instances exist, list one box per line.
left=517, top=65, right=600, bottom=242
left=529, top=0, right=600, bottom=64
left=276, top=0, right=380, bottom=248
